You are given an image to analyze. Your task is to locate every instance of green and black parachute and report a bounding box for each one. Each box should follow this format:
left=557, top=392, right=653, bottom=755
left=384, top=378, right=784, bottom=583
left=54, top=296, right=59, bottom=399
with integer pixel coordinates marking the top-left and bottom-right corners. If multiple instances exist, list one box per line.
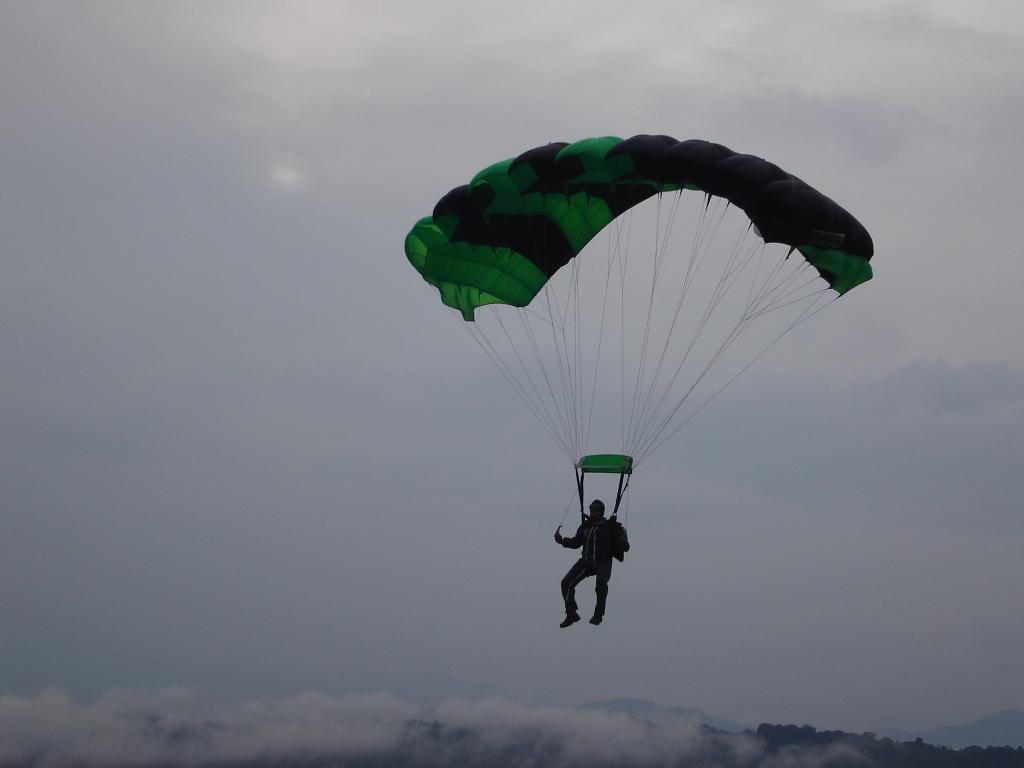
left=406, top=135, right=872, bottom=321
left=405, top=135, right=874, bottom=501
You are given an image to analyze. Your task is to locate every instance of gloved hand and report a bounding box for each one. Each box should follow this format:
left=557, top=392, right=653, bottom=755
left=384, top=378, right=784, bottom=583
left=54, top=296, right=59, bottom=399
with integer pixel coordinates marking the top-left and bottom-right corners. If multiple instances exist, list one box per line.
left=554, top=525, right=563, bottom=544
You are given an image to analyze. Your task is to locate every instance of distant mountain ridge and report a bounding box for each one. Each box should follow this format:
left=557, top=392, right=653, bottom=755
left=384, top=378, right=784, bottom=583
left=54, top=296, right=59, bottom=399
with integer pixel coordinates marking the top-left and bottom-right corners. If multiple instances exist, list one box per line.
left=583, top=698, right=1024, bottom=748
left=917, top=710, right=1024, bottom=748
left=578, top=697, right=751, bottom=733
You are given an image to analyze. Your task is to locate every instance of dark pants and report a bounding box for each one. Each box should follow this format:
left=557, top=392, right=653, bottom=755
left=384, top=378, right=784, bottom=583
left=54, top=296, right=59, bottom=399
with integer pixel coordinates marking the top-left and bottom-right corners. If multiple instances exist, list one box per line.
left=561, top=558, right=612, bottom=617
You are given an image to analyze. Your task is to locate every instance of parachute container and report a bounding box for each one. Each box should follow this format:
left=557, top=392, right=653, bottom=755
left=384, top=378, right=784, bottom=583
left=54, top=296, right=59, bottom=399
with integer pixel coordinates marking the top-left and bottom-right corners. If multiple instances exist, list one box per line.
left=576, top=454, right=634, bottom=475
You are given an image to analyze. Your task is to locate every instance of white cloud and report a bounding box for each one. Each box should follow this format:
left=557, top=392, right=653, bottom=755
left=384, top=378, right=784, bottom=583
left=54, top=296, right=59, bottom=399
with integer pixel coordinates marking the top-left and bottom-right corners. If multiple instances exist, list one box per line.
left=267, top=158, right=309, bottom=195
left=0, top=690, right=774, bottom=768
left=0, top=689, right=417, bottom=768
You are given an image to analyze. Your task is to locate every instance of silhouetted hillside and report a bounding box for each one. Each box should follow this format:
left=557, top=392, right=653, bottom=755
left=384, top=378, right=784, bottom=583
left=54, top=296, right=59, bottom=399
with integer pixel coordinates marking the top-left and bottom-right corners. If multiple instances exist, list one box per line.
left=758, top=723, right=1024, bottom=767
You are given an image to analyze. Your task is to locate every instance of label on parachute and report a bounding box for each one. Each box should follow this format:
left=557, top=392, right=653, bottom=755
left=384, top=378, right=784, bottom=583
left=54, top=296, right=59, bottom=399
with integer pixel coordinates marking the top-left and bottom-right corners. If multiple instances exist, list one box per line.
left=809, top=230, right=846, bottom=248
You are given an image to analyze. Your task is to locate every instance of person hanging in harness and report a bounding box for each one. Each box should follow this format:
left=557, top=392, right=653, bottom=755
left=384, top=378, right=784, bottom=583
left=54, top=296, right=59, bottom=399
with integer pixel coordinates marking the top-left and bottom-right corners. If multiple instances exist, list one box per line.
left=554, top=499, right=630, bottom=627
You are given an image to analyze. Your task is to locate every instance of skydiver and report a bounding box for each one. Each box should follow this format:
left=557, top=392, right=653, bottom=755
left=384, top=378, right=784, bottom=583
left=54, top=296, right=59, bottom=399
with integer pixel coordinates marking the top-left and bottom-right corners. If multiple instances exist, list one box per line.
left=554, top=499, right=630, bottom=627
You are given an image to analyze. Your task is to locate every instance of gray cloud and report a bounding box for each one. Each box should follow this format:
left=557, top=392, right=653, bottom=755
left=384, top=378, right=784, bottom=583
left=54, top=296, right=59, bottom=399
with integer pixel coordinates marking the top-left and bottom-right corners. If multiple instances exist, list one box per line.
left=2, top=689, right=881, bottom=768
left=2, top=0, right=1024, bottom=737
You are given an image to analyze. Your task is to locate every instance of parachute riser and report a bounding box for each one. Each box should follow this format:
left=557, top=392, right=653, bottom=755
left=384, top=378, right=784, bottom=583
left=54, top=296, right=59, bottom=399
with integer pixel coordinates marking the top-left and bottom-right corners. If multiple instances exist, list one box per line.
left=576, top=468, right=586, bottom=526
left=613, top=471, right=630, bottom=519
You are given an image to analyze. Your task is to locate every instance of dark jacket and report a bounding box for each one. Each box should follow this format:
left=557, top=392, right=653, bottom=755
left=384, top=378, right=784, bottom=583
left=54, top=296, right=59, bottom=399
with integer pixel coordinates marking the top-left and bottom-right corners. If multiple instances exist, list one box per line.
left=561, top=518, right=630, bottom=563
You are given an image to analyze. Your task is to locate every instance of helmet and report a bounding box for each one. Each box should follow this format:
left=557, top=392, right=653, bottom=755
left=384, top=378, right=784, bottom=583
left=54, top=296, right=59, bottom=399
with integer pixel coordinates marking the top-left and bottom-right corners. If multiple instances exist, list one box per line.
left=589, top=499, right=605, bottom=515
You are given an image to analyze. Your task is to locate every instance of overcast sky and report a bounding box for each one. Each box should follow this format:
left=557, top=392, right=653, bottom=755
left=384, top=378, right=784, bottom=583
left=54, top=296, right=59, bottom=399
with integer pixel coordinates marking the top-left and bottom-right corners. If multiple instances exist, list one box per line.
left=2, top=0, right=1023, bottom=741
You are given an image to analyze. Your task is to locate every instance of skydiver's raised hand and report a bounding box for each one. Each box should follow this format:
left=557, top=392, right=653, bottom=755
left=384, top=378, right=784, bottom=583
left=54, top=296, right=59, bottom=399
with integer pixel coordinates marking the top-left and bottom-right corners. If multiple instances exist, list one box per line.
left=554, top=526, right=563, bottom=544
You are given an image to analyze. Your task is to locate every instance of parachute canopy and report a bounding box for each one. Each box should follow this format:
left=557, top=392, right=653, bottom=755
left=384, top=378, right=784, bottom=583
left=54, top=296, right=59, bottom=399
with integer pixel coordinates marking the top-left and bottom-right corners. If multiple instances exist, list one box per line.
left=405, top=135, right=875, bottom=471
left=405, top=135, right=873, bottom=321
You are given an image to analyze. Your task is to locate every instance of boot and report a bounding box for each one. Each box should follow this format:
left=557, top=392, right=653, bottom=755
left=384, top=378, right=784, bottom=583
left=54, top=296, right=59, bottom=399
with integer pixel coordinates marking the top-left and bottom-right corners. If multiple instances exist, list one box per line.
left=560, top=611, right=581, bottom=628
